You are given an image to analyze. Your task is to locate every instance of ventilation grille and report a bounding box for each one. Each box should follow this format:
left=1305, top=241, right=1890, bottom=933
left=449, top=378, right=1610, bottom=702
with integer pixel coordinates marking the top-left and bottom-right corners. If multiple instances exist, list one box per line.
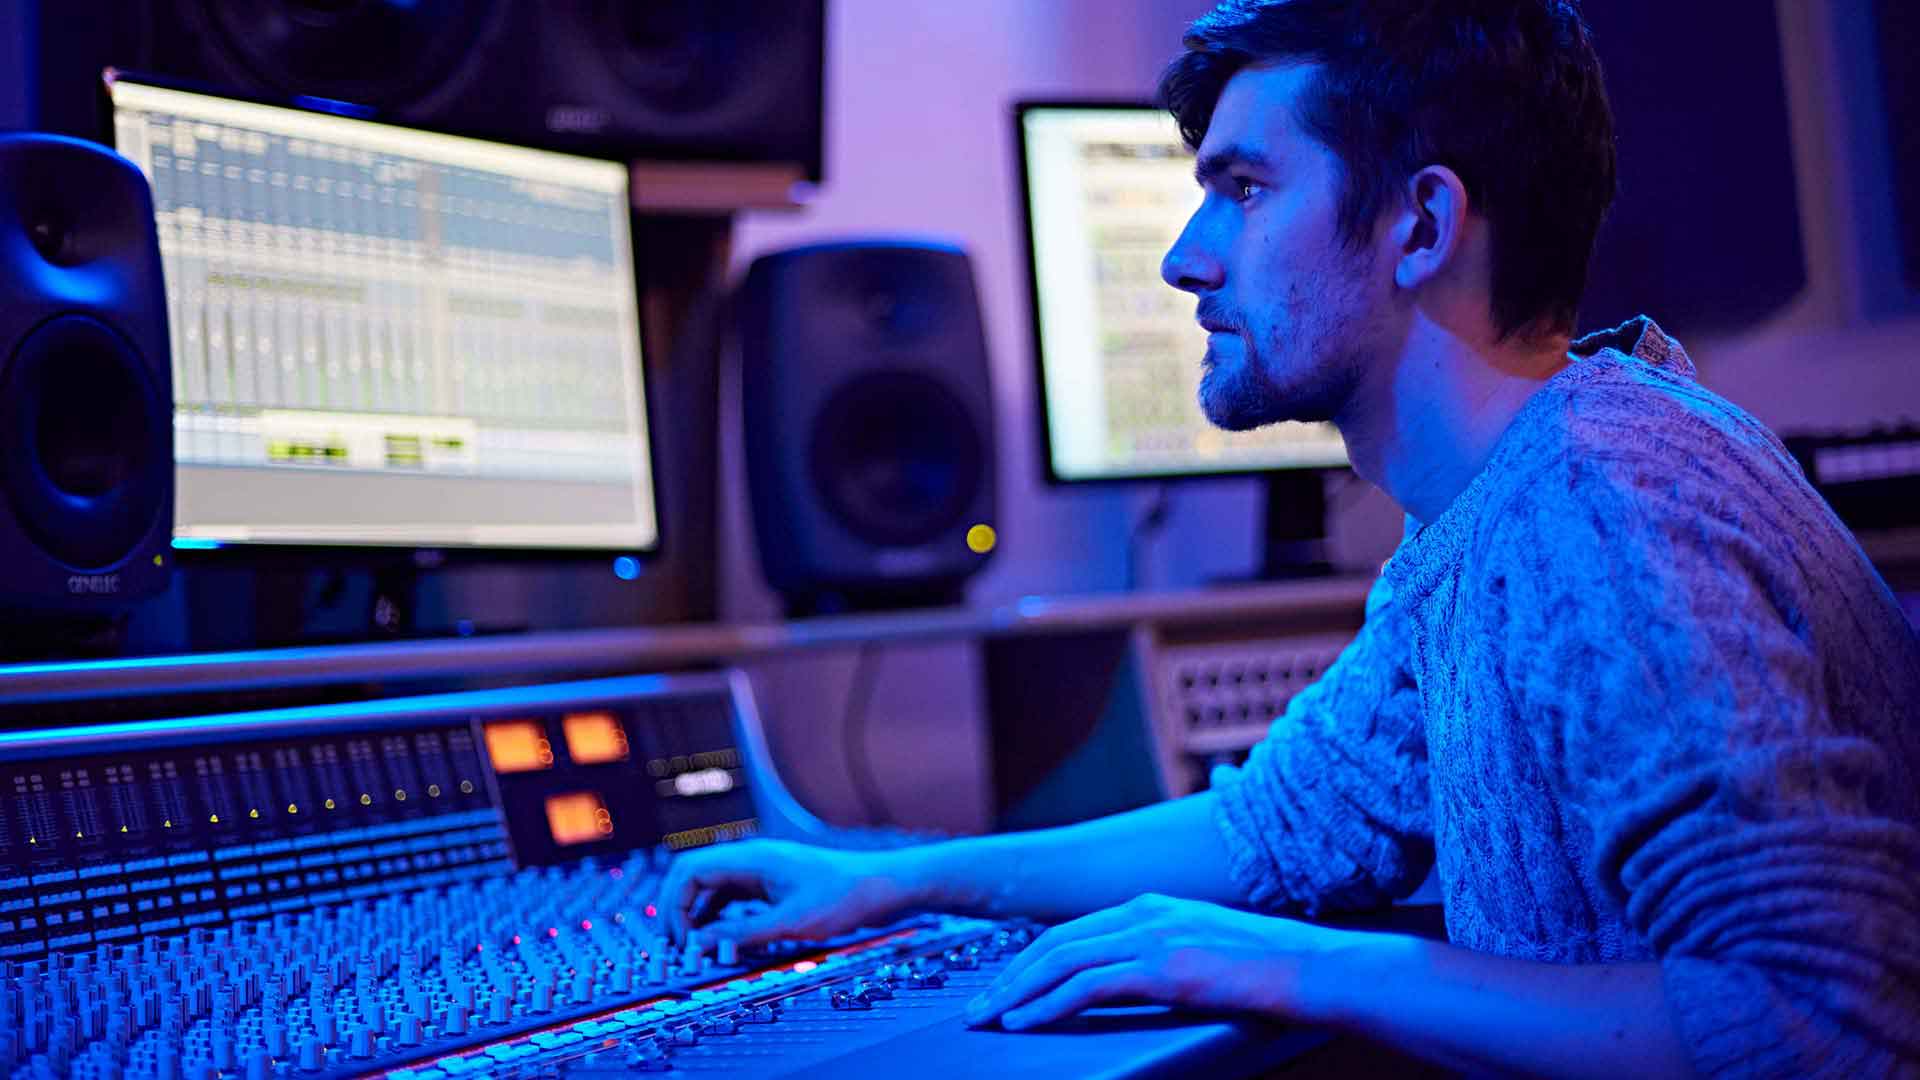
left=1158, top=633, right=1355, bottom=758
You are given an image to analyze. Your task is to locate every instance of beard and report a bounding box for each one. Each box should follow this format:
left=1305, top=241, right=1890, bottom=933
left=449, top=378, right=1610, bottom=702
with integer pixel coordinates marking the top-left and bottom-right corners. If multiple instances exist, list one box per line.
left=1195, top=247, right=1374, bottom=430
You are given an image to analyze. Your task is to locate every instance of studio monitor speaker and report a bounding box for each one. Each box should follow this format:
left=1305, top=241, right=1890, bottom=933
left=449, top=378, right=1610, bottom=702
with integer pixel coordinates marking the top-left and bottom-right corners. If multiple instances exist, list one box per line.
left=738, top=242, right=998, bottom=615
left=1577, top=3, right=1804, bottom=337
left=0, top=134, right=173, bottom=609
left=16, top=0, right=825, bottom=182
left=1874, top=0, right=1920, bottom=291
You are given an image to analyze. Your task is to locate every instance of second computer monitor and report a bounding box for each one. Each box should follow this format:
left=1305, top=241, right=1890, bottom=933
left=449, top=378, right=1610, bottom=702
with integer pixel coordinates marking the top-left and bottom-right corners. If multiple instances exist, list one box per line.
left=1017, top=101, right=1348, bottom=484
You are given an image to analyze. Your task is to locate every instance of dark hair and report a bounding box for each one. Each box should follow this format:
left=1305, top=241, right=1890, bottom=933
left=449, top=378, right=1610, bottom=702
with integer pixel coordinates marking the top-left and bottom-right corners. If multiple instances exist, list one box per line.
left=1159, top=0, right=1617, bottom=340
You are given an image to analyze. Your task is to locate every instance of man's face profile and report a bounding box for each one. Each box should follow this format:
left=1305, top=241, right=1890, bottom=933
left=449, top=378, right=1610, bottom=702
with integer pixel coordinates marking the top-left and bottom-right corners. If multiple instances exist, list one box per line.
left=1161, top=63, right=1384, bottom=432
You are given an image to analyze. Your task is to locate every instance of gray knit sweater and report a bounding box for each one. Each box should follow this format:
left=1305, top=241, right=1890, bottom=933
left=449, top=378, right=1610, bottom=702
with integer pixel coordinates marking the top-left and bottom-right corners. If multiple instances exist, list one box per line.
left=1213, top=317, right=1920, bottom=1076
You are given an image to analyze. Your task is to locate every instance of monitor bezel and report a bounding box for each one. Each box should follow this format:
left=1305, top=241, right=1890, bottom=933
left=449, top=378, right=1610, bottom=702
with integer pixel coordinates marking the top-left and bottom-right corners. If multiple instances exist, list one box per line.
left=102, top=68, right=668, bottom=567
left=1012, top=98, right=1349, bottom=487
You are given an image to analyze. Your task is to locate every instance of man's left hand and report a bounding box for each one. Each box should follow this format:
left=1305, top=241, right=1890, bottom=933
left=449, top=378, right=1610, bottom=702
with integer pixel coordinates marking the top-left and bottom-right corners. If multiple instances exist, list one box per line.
left=962, top=893, right=1353, bottom=1031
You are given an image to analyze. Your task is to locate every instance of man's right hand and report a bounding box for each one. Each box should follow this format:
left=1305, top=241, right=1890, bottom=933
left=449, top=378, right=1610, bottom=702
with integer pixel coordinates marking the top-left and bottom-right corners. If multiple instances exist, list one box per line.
left=654, top=838, right=919, bottom=947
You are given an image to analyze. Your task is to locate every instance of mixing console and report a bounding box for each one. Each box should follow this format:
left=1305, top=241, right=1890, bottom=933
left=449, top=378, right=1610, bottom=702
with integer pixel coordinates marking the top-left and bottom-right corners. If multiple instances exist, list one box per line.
left=0, top=672, right=1316, bottom=1078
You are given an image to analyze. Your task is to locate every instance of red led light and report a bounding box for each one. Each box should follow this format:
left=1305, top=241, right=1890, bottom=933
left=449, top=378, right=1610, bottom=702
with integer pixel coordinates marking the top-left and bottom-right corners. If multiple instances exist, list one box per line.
left=511, top=935, right=522, bottom=946
left=644, top=904, right=657, bottom=918
left=580, top=920, right=593, bottom=931
left=547, top=927, right=559, bottom=938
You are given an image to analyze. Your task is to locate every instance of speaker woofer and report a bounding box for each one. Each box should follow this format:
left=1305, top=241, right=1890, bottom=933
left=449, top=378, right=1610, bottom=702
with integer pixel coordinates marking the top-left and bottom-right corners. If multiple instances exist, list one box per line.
left=0, top=315, right=169, bottom=571
left=808, top=371, right=985, bottom=549
left=191, top=0, right=503, bottom=109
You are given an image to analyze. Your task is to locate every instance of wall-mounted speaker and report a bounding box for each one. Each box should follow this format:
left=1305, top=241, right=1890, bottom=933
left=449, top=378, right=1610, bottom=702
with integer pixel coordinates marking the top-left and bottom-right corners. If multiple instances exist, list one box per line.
left=737, top=242, right=998, bottom=616
left=13, top=0, right=825, bottom=182
left=0, top=133, right=173, bottom=610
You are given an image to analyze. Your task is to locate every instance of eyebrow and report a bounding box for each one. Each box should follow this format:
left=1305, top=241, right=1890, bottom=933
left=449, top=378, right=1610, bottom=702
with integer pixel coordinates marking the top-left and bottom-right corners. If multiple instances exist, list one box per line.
left=1193, top=144, right=1279, bottom=186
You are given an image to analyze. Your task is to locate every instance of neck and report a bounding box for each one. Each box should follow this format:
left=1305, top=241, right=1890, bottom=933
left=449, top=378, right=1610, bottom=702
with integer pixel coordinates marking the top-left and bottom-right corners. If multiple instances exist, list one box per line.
left=1339, top=314, right=1570, bottom=525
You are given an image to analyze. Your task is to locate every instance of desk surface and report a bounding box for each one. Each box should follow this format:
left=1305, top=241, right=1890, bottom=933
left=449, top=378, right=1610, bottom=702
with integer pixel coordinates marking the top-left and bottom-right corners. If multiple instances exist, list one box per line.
left=0, top=577, right=1375, bottom=707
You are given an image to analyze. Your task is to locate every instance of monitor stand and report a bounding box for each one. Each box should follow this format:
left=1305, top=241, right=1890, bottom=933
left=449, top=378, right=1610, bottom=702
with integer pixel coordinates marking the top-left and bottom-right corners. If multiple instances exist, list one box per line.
left=369, top=563, right=426, bottom=638
left=782, top=580, right=967, bottom=619
left=185, top=555, right=516, bottom=650
left=1258, top=470, right=1334, bottom=579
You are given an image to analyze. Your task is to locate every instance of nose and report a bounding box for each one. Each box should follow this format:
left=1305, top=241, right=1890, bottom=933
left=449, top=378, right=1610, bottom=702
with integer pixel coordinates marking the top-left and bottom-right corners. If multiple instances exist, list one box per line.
left=1161, top=205, right=1222, bottom=295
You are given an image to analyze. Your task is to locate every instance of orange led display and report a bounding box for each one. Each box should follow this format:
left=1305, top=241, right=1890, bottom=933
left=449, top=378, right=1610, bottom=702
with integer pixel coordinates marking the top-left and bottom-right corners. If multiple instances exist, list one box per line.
left=562, top=711, right=630, bottom=765
left=545, top=791, right=614, bottom=847
left=483, top=720, right=553, bottom=774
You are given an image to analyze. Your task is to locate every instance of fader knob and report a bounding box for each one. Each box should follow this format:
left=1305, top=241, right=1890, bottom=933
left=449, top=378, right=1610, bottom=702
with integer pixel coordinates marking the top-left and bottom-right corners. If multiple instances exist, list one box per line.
left=909, top=969, right=949, bottom=990
left=830, top=989, right=872, bottom=1011
left=298, top=1036, right=322, bottom=1073
left=625, top=1040, right=672, bottom=1072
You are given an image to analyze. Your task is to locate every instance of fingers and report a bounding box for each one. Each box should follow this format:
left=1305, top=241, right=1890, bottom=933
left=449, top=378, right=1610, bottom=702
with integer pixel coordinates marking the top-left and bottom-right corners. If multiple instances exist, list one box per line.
left=656, top=849, right=772, bottom=943
left=965, top=929, right=1142, bottom=1028
left=701, top=903, right=813, bottom=948
left=1000, top=962, right=1151, bottom=1031
left=987, top=899, right=1145, bottom=995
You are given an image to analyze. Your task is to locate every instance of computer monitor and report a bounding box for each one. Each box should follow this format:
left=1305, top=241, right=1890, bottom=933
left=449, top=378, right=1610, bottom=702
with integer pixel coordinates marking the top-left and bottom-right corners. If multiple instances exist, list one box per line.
left=105, top=74, right=660, bottom=556
left=1016, top=101, right=1349, bottom=576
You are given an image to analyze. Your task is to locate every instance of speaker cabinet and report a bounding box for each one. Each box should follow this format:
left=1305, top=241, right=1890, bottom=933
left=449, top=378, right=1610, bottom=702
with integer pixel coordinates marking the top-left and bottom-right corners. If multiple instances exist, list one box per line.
left=738, top=242, right=998, bottom=615
left=1577, top=4, right=1804, bottom=337
left=0, top=133, right=173, bottom=609
left=16, top=0, right=824, bottom=183
left=1875, top=0, right=1920, bottom=291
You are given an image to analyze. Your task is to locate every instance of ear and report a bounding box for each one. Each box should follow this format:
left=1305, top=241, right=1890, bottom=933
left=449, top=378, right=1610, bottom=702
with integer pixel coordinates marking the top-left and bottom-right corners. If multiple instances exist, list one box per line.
left=1390, top=165, right=1470, bottom=291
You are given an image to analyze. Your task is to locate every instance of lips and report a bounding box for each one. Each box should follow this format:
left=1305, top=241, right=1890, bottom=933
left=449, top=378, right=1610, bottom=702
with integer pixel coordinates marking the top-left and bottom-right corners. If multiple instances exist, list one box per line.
left=1195, top=301, right=1240, bottom=335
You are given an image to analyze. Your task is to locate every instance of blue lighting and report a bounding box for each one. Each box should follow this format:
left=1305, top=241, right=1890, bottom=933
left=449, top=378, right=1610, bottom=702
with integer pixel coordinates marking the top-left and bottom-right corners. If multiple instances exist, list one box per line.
left=171, top=537, right=223, bottom=550
left=0, top=674, right=672, bottom=754
left=612, top=556, right=641, bottom=581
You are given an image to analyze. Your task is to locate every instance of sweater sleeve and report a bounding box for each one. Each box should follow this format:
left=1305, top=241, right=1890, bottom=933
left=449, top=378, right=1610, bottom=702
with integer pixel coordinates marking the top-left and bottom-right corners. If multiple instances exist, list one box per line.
left=1492, top=448, right=1920, bottom=1077
left=1211, top=570, right=1434, bottom=914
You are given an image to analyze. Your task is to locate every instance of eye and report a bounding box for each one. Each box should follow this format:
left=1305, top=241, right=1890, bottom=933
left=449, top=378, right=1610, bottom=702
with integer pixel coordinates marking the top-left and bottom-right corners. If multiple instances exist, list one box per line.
left=1231, top=176, right=1264, bottom=202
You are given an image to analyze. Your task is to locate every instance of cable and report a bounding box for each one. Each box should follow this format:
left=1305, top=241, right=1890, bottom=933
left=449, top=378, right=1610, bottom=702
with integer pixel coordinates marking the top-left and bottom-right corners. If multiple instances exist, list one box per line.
left=841, top=641, right=892, bottom=826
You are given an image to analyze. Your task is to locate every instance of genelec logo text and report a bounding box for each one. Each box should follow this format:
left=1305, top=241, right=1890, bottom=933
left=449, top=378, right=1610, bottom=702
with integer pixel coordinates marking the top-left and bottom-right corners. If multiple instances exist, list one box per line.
left=547, top=106, right=611, bottom=134
left=67, top=574, right=120, bottom=595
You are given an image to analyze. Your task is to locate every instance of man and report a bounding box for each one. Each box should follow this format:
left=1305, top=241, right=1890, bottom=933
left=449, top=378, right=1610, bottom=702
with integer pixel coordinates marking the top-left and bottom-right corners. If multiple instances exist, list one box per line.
left=660, top=2, right=1920, bottom=1075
